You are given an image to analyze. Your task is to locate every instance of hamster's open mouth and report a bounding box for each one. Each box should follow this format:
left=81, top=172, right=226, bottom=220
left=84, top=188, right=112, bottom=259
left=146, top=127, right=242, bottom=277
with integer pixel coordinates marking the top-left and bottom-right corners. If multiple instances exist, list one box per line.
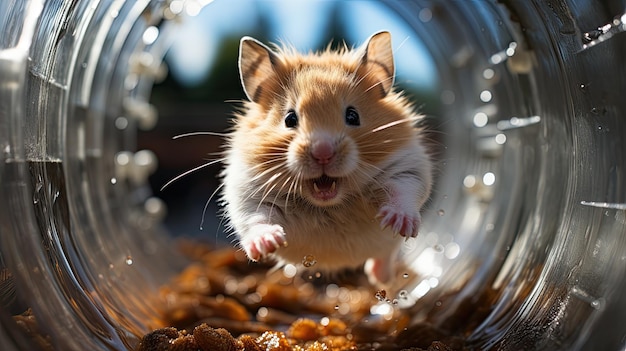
left=310, top=175, right=339, bottom=202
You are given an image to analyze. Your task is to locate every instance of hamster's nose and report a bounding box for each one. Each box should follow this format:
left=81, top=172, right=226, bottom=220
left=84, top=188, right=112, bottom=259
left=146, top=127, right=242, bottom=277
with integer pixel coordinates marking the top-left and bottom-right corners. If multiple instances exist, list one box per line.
left=311, top=139, right=335, bottom=165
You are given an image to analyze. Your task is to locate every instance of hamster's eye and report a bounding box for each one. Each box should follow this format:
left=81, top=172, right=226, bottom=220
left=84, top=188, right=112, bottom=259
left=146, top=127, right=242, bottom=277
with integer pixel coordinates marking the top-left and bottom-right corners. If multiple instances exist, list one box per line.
left=345, top=106, right=360, bottom=126
left=284, top=110, right=298, bottom=128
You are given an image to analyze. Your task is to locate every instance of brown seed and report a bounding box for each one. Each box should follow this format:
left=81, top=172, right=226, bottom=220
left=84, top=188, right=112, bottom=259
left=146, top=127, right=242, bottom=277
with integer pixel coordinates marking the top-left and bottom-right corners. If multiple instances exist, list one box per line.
left=255, top=331, right=291, bottom=351
left=193, top=324, right=240, bottom=351
left=238, top=335, right=262, bottom=351
left=137, top=327, right=182, bottom=351
left=287, top=318, right=320, bottom=341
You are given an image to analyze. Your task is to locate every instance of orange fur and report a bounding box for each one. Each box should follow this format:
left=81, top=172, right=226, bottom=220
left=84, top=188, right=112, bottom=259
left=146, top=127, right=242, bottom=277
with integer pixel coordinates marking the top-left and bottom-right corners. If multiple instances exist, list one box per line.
left=222, top=32, right=433, bottom=285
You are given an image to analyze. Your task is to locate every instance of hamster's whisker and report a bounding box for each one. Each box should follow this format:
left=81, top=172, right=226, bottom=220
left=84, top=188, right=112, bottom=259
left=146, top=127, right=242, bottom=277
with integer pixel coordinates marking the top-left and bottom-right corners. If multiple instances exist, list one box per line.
left=161, top=158, right=224, bottom=191
left=344, top=172, right=371, bottom=210
left=260, top=175, right=283, bottom=217
left=247, top=159, right=287, bottom=174
left=248, top=157, right=286, bottom=170
left=254, top=173, right=283, bottom=212
left=349, top=71, right=370, bottom=91
left=250, top=162, right=288, bottom=182
left=351, top=63, right=392, bottom=93
left=297, top=172, right=304, bottom=198
left=278, top=175, right=294, bottom=210
left=364, top=75, right=395, bottom=94
left=283, top=169, right=300, bottom=206
left=250, top=170, right=281, bottom=197
left=207, top=151, right=226, bottom=158
left=368, top=118, right=415, bottom=134
left=354, top=160, right=392, bottom=198
left=253, top=153, right=289, bottom=160
left=356, top=159, right=385, bottom=176
left=200, top=182, right=225, bottom=231
left=172, top=131, right=227, bottom=139
left=257, top=144, right=291, bottom=152
left=270, top=174, right=295, bottom=214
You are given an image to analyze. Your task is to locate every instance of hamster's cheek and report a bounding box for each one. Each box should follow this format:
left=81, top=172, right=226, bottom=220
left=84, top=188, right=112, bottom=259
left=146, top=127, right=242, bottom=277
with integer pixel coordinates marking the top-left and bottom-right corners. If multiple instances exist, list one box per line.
left=285, top=138, right=319, bottom=176
left=332, top=138, right=359, bottom=176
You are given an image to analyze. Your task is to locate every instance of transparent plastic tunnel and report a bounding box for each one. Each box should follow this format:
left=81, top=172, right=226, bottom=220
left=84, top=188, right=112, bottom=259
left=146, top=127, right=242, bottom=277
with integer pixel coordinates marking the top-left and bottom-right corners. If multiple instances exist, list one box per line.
left=0, top=0, right=625, bottom=350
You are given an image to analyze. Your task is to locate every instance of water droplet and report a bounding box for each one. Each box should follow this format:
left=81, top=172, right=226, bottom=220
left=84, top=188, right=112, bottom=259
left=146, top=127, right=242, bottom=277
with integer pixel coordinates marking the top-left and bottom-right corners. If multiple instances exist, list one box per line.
left=437, top=209, right=445, bottom=216
left=51, top=189, right=60, bottom=202
left=473, top=112, right=489, bottom=127
left=302, top=254, right=317, bottom=267
left=399, top=290, right=408, bottom=299
left=283, top=264, right=297, bottom=278
left=483, top=172, right=496, bottom=186
left=591, top=299, right=602, bottom=309
left=483, top=68, right=495, bottom=80
left=480, top=90, right=492, bottom=102
left=463, top=175, right=476, bottom=188
left=257, top=306, right=269, bottom=318
left=32, top=182, right=43, bottom=204
left=435, top=300, right=443, bottom=307
left=495, top=133, right=507, bottom=145
left=125, top=256, right=133, bottom=265
left=375, top=289, right=387, bottom=302
left=334, top=305, right=339, bottom=310
left=418, top=8, right=432, bottom=22
left=402, top=273, right=409, bottom=279
left=583, top=29, right=602, bottom=43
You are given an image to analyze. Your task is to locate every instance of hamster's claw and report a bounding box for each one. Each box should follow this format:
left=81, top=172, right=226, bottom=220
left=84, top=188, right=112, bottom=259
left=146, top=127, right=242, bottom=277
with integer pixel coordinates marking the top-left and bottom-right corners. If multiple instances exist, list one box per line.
left=241, top=223, right=287, bottom=261
left=377, top=205, right=421, bottom=238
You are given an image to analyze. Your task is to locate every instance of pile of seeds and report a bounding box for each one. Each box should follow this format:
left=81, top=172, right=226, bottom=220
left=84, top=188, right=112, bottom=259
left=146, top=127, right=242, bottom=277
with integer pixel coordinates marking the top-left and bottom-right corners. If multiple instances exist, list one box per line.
left=137, top=241, right=467, bottom=350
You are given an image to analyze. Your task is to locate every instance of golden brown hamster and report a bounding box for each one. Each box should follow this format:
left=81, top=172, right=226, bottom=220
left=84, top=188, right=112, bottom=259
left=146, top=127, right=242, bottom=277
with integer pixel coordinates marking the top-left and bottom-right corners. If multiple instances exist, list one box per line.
left=222, top=31, right=433, bottom=285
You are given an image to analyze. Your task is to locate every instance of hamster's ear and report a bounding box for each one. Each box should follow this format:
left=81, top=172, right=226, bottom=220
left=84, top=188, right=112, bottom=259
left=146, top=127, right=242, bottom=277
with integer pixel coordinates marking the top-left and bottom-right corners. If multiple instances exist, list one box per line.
left=359, top=31, right=395, bottom=96
left=239, top=36, right=279, bottom=103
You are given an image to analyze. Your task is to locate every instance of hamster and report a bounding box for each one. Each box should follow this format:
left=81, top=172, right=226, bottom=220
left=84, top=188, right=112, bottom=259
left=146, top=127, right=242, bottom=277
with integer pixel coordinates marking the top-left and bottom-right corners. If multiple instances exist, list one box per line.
left=221, top=31, right=433, bottom=285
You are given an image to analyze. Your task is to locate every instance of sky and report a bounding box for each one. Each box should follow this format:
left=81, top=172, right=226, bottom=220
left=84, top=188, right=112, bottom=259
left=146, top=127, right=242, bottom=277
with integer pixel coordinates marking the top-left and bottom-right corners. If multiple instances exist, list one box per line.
left=165, top=0, right=438, bottom=90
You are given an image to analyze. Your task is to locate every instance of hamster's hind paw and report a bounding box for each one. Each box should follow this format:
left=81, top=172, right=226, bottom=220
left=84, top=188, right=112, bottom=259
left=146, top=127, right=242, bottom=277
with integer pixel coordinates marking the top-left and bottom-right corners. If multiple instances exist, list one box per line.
left=377, top=204, right=421, bottom=238
left=365, top=257, right=393, bottom=286
left=241, top=224, right=287, bottom=261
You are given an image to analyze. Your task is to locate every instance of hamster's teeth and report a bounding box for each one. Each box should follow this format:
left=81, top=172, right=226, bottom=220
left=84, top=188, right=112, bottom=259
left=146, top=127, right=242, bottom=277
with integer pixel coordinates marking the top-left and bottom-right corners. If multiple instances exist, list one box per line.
left=331, top=181, right=336, bottom=192
left=313, top=182, right=320, bottom=193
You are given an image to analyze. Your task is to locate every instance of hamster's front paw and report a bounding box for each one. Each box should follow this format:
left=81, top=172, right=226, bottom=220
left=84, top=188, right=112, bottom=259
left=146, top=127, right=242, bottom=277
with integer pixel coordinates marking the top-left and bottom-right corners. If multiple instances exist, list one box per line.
left=240, top=224, right=287, bottom=261
left=377, top=203, right=421, bottom=238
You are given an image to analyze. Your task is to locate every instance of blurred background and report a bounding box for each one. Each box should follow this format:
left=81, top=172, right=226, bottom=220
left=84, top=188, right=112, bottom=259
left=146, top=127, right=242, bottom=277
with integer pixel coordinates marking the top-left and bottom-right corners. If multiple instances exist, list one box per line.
left=141, top=0, right=442, bottom=241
